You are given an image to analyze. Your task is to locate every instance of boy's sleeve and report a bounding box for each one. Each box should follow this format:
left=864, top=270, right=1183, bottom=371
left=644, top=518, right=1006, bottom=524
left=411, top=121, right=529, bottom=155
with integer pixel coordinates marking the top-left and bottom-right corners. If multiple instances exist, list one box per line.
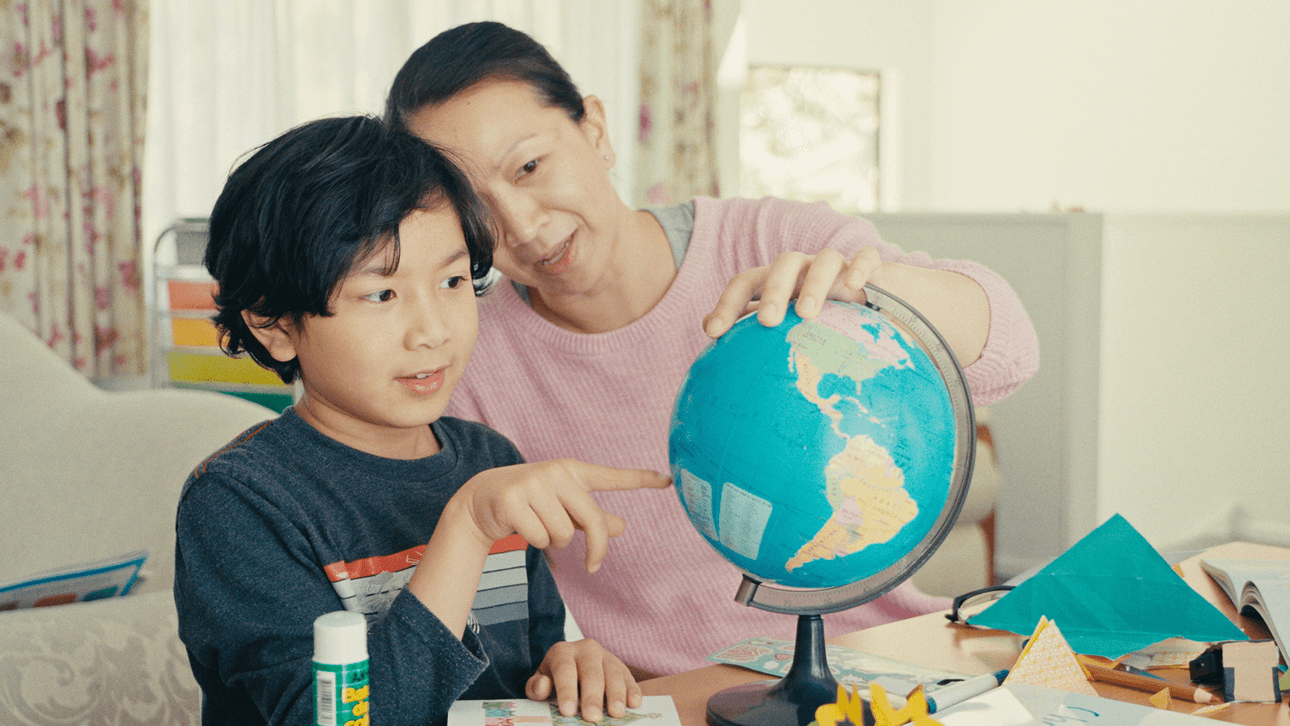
left=175, top=472, right=487, bottom=726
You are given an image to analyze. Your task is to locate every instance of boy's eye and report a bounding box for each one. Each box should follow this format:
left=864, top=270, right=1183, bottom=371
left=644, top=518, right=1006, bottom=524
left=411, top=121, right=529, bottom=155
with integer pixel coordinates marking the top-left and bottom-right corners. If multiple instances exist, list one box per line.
left=440, top=276, right=465, bottom=290
left=362, top=289, right=395, bottom=302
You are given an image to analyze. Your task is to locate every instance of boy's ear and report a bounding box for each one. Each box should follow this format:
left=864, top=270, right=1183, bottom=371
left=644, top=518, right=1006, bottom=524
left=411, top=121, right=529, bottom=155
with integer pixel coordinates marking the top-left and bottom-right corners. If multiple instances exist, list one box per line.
left=580, top=94, right=615, bottom=167
left=241, top=310, right=299, bottom=363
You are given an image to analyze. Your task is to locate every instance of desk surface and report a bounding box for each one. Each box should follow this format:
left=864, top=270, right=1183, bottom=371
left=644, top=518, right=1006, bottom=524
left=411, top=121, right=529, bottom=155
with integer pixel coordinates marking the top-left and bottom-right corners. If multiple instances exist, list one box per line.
left=639, top=541, right=1290, bottom=725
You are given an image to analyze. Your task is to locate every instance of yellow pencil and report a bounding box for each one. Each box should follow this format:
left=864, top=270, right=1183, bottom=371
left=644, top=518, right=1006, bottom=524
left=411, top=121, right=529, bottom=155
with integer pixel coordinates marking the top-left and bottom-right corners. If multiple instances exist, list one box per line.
left=1079, top=659, right=1216, bottom=704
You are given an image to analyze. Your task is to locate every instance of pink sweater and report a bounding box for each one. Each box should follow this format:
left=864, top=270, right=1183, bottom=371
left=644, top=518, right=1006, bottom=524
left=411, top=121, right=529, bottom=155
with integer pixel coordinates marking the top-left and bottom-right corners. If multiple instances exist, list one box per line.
left=446, top=197, right=1039, bottom=675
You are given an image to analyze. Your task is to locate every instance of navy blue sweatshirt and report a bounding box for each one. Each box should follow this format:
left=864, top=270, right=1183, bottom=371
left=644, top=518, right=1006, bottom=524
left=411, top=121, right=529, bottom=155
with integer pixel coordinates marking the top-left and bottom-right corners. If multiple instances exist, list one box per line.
left=174, top=409, right=565, bottom=726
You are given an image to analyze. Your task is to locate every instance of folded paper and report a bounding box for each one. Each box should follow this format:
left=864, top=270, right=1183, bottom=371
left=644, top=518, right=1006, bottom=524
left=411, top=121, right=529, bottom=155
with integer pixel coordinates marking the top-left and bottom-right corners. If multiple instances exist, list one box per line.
left=969, top=514, right=1247, bottom=658
left=1004, top=617, right=1098, bottom=696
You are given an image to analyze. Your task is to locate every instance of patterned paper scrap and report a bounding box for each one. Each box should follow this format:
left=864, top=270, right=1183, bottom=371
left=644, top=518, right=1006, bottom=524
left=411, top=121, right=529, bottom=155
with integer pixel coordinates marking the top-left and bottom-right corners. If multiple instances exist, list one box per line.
left=709, top=637, right=967, bottom=696
left=1004, top=617, right=1098, bottom=696
left=446, top=696, right=682, bottom=726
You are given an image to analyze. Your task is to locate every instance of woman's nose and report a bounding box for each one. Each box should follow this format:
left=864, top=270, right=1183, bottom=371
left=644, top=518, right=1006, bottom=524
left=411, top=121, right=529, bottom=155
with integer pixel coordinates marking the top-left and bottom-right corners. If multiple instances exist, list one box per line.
left=494, top=189, right=546, bottom=246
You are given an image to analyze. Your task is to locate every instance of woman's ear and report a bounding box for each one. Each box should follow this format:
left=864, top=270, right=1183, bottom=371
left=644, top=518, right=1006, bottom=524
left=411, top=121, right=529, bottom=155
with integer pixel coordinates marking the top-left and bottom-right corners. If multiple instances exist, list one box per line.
left=241, top=310, right=300, bottom=363
left=580, top=95, right=615, bottom=167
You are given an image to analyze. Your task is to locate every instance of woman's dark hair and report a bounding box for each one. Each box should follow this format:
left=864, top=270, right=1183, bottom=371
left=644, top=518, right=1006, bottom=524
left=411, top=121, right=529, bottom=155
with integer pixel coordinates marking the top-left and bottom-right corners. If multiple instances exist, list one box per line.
left=385, top=21, right=585, bottom=128
left=205, top=115, right=494, bottom=384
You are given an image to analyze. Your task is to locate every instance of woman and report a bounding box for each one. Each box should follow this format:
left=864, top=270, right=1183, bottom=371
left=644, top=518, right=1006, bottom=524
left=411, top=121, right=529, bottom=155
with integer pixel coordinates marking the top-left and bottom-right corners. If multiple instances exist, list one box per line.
left=385, top=21, right=1039, bottom=678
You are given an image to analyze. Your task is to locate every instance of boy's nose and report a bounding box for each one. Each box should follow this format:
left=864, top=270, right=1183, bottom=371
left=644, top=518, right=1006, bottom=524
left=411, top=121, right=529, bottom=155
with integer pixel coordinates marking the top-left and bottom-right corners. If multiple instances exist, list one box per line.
left=407, top=297, right=450, bottom=348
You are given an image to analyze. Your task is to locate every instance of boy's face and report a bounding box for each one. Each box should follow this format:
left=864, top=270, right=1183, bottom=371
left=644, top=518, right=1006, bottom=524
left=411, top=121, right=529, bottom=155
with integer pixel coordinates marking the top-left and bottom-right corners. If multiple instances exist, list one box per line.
left=250, top=207, right=478, bottom=459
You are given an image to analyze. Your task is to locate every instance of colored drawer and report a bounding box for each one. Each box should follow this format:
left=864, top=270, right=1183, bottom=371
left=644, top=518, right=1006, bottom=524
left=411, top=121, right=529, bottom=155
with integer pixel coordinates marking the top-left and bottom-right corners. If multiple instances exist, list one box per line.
left=166, top=351, right=286, bottom=387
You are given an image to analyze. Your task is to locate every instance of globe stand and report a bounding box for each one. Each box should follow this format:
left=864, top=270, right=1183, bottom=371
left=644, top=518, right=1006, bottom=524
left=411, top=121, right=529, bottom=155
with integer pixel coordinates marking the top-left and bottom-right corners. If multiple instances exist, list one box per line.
left=673, top=287, right=978, bottom=726
left=707, top=612, right=874, bottom=726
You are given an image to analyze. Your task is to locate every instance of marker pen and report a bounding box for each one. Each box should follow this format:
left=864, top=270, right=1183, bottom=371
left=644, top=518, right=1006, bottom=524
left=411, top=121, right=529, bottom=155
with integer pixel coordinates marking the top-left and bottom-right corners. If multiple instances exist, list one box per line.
left=926, top=670, right=1009, bottom=713
left=313, top=610, right=370, bottom=726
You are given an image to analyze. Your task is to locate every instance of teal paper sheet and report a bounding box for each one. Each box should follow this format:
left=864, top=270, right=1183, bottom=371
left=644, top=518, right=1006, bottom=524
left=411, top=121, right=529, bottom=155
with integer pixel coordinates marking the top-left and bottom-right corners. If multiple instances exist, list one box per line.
left=968, top=514, right=1247, bottom=658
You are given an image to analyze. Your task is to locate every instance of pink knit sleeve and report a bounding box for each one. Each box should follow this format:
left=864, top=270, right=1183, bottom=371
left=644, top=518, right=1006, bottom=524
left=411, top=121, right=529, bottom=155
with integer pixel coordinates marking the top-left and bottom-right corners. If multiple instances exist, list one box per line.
left=700, top=198, right=1039, bottom=407
left=929, top=259, right=1040, bottom=406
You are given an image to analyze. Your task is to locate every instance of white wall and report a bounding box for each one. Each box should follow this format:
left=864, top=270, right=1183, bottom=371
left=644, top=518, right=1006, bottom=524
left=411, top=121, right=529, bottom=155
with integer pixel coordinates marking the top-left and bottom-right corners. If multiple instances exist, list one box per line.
left=739, top=1, right=1290, bottom=567
left=1100, top=215, right=1290, bottom=548
left=926, top=1, right=1290, bottom=213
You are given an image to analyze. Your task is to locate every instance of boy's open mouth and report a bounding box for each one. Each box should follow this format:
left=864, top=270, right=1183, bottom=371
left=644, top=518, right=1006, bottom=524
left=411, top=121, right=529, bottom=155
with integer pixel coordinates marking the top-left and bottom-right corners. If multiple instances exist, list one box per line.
left=398, top=369, right=445, bottom=395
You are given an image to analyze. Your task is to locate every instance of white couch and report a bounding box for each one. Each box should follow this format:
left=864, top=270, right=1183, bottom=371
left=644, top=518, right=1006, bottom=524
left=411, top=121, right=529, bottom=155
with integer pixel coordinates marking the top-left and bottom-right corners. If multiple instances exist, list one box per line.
left=0, top=312, right=276, bottom=725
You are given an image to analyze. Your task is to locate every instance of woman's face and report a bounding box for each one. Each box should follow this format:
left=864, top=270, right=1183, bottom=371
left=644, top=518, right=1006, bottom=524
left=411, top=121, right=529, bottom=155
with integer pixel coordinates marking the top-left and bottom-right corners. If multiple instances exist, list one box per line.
left=407, top=79, right=626, bottom=299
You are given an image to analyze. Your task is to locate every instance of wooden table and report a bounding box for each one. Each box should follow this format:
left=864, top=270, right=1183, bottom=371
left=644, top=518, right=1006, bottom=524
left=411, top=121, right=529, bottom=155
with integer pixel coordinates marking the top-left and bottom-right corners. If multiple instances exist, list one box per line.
left=640, top=541, right=1289, bottom=724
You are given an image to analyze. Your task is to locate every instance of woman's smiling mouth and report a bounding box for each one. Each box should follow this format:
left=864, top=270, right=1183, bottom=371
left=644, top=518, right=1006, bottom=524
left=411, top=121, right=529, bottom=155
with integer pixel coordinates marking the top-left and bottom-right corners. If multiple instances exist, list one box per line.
left=537, top=234, right=574, bottom=273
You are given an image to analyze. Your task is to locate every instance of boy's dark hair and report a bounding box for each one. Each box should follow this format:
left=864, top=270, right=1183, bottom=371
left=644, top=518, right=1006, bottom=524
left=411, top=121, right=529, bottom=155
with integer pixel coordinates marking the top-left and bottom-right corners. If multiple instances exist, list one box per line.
left=205, top=115, right=494, bottom=384
left=385, top=21, right=585, bottom=129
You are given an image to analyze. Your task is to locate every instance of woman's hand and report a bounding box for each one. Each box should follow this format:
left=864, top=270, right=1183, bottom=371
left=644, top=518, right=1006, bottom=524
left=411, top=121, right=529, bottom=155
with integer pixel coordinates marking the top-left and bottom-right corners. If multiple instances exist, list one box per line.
left=702, top=247, right=990, bottom=366
left=703, top=247, right=883, bottom=338
left=527, top=639, right=642, bottom=723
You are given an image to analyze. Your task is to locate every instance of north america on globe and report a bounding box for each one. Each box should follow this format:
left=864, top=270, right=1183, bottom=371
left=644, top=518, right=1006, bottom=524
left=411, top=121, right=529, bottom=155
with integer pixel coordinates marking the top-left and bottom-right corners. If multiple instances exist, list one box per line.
left=783, top=305, right=919, bottom=572
left=669, top=299, right=957, bottom=590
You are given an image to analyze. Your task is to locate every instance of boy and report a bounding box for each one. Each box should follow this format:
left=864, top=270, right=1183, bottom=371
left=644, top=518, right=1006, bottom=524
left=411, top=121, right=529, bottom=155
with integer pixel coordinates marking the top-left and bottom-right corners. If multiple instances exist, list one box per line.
left=173, top=116, right=669, bottom=726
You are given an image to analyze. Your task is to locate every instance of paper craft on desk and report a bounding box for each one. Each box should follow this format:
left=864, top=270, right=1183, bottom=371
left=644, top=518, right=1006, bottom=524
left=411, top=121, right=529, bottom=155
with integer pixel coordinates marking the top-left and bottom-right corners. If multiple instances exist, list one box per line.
left=1004, top=616, right=1099, bottom=696
left=967, top=514, right=1247, bottom=658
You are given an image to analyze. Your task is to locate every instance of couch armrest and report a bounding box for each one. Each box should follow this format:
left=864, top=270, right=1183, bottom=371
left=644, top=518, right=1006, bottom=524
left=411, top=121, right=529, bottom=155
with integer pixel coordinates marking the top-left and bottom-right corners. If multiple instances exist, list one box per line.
left=0, top=591, right=199, bottom=725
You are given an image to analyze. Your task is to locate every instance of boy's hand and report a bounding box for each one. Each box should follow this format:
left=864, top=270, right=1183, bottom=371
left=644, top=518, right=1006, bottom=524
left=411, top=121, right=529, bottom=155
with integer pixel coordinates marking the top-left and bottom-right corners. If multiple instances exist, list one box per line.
left=456, top=460, right=671, bottom=572
left=527, top=639, right=642, bottom=723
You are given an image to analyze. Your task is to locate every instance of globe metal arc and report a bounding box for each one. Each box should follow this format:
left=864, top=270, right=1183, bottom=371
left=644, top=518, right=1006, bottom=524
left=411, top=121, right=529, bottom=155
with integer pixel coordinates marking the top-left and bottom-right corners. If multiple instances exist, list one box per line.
left=670, top=283, right=970, bottom=613
left=667, top=285, right=977, bottom=726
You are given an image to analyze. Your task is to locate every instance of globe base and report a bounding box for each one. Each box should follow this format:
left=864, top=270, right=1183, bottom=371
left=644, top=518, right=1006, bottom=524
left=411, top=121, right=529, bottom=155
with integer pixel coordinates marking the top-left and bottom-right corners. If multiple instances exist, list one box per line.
left=705, top=614, right=874, bottom=726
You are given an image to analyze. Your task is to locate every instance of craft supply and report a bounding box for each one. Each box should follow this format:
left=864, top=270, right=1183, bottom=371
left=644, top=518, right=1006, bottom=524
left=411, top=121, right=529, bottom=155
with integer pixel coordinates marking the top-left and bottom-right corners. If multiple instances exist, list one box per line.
left=313, top=611, right=370, bottom=726
left=1079, top=657, right=1214, bottom=704
left=926, top=670, right=1009, bottom=713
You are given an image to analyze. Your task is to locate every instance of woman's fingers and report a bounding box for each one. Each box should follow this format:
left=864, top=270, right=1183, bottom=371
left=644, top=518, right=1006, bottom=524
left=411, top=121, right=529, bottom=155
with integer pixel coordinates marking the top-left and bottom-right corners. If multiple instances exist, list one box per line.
left=706, top=248, right=882, bottom=338
left=793, top=248, right=847, bottom=318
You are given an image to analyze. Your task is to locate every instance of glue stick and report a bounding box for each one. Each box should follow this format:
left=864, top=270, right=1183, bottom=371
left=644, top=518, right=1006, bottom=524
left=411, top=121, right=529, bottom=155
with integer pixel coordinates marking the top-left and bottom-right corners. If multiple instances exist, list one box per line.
left=313, top=610, right=370, bottom=726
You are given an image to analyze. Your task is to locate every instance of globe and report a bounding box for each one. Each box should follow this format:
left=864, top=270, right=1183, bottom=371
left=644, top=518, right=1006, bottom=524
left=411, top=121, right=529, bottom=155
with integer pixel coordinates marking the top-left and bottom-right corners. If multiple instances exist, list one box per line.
left=669, top=293, right=974, bottom=601
left=668, top=290, right=975, bottom=726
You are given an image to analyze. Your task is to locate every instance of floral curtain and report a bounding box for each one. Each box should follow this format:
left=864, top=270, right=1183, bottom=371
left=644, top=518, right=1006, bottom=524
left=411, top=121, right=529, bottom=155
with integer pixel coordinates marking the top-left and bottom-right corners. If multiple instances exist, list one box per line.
left=635, top=0, right=721, bottom=207
left=0, top=0, right=149, bottom=377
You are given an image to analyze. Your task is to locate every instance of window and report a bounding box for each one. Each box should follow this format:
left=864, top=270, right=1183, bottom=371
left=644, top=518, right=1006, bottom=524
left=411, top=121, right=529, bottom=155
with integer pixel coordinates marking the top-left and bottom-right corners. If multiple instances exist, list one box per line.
left=739, top=66, right=880, bottom=213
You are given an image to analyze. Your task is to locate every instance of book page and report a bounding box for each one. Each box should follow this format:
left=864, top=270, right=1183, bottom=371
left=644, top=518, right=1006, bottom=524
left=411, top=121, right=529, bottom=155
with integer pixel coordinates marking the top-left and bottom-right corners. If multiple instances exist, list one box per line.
left=447, top=696, right=681, bottom=726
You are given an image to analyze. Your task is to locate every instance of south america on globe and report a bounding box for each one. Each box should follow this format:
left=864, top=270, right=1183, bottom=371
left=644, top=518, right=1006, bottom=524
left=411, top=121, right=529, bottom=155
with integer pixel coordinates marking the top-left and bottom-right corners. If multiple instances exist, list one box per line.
left=668, top=300, right=957, bottom=590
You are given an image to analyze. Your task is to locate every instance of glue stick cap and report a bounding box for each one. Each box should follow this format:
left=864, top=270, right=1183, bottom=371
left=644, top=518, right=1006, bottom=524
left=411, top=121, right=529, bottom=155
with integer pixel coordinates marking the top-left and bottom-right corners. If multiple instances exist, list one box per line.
left=313, top=610, right=368, bottom=665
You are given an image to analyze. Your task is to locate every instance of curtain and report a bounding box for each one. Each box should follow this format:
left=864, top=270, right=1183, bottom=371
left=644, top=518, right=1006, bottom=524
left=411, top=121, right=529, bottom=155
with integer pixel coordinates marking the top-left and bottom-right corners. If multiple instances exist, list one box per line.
left=635, top=0, right=721, bottom=207
left=144, top=1, right=642, bottom=263
left=0, top=0, right=149, bottom=376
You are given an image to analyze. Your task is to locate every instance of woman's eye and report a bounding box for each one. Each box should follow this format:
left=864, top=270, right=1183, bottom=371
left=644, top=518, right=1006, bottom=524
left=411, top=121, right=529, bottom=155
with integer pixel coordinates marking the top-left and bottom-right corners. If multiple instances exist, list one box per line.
left=362, top=289, right=395, bottom=302
left=517, top=159, right=539, bottom=179
left=441, top=276, right=465, bottom=290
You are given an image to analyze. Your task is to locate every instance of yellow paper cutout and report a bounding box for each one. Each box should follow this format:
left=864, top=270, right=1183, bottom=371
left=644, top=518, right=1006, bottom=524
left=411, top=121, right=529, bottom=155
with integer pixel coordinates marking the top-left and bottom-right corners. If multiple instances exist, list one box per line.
left=869, top=683, right=942, bottom=726
left=1004, top=616, right=1099, bottom=696
left=1148, top=687, right=1172, bottom=709
left=815, top=684, right=868, bottom=726
left=812, top=683, right=945, bottom=726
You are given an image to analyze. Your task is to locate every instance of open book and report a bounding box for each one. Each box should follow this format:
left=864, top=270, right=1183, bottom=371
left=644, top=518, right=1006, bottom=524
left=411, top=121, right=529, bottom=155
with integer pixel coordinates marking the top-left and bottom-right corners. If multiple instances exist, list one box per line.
left=1199, top=557, right=1290, bottom=664
left=0, top=550, right=148, bottom=610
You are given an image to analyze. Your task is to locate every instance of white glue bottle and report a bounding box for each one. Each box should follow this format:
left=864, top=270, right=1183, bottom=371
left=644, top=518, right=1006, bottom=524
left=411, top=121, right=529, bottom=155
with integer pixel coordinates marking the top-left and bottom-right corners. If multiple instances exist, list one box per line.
left=313, top=610, right=370, bottom=726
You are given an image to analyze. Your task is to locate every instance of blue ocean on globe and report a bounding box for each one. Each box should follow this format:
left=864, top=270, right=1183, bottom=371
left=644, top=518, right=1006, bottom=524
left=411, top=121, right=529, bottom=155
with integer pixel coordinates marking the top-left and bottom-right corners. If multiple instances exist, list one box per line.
left=668, top=301, right=957, bottom=589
